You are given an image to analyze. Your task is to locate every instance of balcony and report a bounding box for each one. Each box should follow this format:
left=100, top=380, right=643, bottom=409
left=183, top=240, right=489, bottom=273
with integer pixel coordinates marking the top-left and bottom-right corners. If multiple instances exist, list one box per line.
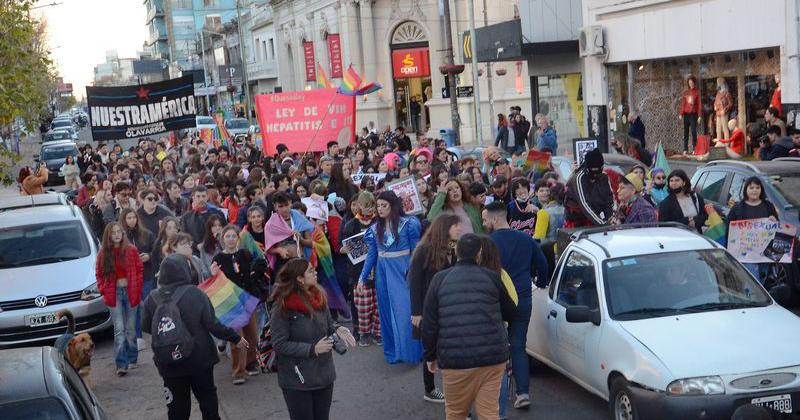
left=146, top=29, right=168, bottom=46
left=248, top=60, right=277, bottom=80
left=146, top=5, right=164, bottom=24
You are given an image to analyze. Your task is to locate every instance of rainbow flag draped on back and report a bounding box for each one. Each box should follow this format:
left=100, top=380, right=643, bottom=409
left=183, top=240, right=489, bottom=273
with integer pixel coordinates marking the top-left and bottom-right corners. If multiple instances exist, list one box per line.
left=198, top=272, right=260, bottom=331
left=310, top=225, right=350, bottom=317
left=337, top=65, right=382, bottom=96
left=704, top=204, right=727, bottom=246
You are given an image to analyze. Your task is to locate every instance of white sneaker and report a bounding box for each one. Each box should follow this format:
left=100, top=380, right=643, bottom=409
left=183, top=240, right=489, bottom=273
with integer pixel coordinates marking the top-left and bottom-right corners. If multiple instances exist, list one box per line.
left=137, top=338, right=146, bottom=351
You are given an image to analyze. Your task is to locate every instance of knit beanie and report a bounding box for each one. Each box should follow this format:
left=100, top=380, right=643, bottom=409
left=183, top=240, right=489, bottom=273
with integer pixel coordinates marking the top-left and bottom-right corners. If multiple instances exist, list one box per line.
left=624, top=173, right=644, bottom=192
left=584, top=148, right=604, bottom=168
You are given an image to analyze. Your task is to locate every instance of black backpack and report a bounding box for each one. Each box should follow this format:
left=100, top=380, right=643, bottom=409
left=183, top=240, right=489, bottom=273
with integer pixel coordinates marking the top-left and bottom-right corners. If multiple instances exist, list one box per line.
left=150, top=286, right=194, bottom=365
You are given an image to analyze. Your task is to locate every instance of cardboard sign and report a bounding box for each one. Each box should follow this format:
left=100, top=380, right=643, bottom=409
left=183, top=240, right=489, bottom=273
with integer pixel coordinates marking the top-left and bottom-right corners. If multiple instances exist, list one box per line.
left=386, top=176, right=424, bottom=216
left=727, top=218, right=797, bottom=263
left=254, top=88, right=355, bottom=155
left=350, top=172, right=386, bottom=185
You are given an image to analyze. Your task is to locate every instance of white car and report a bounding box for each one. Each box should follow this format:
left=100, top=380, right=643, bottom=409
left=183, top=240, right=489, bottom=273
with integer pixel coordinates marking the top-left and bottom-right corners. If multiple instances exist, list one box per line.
left=527, top=224, right=800, bottom=419
left=224, top=118, right=250, bottom=137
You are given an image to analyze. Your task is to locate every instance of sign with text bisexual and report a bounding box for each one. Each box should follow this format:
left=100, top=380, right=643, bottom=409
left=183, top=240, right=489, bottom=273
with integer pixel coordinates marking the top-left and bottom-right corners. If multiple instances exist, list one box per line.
left=86, top=74, right=197, bottom=141
left=254, top=88, right=355, bottom=155
left=727, top=218, right=797, bottom=263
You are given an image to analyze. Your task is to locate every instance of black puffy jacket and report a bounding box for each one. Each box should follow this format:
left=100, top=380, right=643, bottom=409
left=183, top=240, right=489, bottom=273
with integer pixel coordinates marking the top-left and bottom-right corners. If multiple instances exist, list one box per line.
left=421, top=260, right=516, bottom=369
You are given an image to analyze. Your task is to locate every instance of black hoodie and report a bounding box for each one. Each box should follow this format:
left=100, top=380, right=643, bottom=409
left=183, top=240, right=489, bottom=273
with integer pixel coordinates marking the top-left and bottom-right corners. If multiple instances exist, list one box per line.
left=142, top=254, right=241, bottom=378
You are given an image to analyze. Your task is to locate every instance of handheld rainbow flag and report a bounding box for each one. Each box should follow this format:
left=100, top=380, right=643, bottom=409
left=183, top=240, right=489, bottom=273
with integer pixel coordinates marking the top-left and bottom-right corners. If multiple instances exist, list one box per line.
left=704, top=204, right=727, bottom=246
left=211, top=112, right=235, bottom=151
left=337, top=64, right=383, bottom=96
left=522, top=150, right=551, bottom=177
left=199, top=128, right=214, bottom=145
left=198, top=272, right=260, bottom=331
left=316, top=62, right=333, bottom=89
left=310, top=225, right=350, bottom=317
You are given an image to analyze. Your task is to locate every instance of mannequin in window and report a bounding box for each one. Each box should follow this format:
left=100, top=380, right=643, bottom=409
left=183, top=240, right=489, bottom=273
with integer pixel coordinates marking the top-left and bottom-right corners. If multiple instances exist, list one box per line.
left=770, top=74, right=782, bottom=116
left=713, top=78, right=733, bottom=141
left=678, top=75, right=701, bottom=154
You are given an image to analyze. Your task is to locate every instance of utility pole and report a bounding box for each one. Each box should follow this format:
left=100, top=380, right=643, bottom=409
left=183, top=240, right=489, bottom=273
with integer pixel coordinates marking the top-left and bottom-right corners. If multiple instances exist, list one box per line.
left=442, top=0, right=461, bottom=145
left=236, top=0, right=252, bottom=123
left=467, top=0, right=483, bottom=145
left=199, top=34, right=211, bottom=114
left=482, top=0, right=494, bottom=139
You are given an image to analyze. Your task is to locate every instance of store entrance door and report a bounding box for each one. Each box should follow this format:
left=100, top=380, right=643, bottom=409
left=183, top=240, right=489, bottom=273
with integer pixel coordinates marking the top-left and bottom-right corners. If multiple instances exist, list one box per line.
left=391, top=47, right=431, bottom=133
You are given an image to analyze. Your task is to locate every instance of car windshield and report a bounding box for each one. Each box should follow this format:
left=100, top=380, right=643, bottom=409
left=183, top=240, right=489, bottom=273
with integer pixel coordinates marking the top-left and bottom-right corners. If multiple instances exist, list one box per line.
left=42, top=146, right=77, bottom=161
left=3, top=397, right=70, bottom=420
left=768, top=173, right=800, bottom=208
left=226, top=119, right=249, bottom=129
left=51, top=120, right=71, bottom=127
left=603, top=249, right=771, bottom=320
left=0, top=221, right=90, bottom=268
left=45, top=132, right=71, bottom=141
left=197, top=116, right=214, bottom=125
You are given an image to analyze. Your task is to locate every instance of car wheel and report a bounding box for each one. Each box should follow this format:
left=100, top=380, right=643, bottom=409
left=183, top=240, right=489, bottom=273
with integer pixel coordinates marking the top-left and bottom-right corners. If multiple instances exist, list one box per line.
left=609, top=377, right=639, bottom=420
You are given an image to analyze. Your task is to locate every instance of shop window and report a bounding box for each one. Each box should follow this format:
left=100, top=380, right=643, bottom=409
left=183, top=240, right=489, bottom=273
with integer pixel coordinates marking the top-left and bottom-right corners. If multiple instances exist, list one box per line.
left=535, top=73, right=585, bottom=142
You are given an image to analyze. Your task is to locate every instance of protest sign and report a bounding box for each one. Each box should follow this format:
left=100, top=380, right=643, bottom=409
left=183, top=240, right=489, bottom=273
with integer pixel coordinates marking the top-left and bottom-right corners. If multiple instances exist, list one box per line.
left=386, top=176, right=424, bottom=216
left=254, top=88, right=356, bottom=155
left=727, top=218, right=796, bottom=263
left=86, top=74, right=197, bottom=141
left=301, top=197, right=329, bottom=221
left=572, top=138, right=598, bottom=167
left=342, top=231, right=369, bottom=264
left=350, top=172, right=386, bottom=184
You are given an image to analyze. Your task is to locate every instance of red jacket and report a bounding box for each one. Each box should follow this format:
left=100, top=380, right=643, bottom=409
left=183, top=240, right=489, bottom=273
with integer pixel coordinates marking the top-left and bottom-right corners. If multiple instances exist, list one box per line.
left=95, top=245, right=143, bottom=308
left=679, top=88, right=701, bottom=115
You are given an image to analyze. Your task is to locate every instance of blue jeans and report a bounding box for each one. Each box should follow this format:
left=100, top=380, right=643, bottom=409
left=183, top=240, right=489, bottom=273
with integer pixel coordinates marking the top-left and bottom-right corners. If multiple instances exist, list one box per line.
left=508, top=300, right=532, bottom=395
left=499, top=367, right=509, bottom=418
left=111, top=286, right=138, bottom=369
left=743, top=263, right=768, bottom=284
left=135, top=277, right=155, bottom=338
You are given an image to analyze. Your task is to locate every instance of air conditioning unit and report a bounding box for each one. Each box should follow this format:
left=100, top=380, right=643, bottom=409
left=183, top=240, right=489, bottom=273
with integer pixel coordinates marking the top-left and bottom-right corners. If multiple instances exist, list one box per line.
left=579, top=26, right=605, bottom=57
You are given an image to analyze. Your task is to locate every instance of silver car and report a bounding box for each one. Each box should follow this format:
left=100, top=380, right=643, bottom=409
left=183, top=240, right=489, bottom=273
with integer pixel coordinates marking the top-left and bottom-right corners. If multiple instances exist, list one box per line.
left=0, top=194, right=111, bottom=347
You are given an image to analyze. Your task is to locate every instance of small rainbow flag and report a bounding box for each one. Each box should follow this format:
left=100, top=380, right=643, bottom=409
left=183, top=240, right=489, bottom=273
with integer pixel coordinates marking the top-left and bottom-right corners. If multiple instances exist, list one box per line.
left=704, top=204, right=727, bottom=246
left=198, top=272, right=259, bottom=331
left=523, top=150, right=551, bottom=176
left=337, top=65, right=383, bottom=96
left=317, top=62, right=332, bottom=89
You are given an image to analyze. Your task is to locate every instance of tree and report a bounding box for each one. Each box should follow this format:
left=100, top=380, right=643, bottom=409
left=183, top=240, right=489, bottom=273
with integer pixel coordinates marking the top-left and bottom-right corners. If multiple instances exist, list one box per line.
left=0, top=0, right=55, bottom=186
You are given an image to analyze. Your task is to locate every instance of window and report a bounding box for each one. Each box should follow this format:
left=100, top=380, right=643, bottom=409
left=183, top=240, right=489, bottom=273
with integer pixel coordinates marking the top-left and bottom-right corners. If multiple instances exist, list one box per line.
left=204, top=15, right=221, bottom=33
left=555, top=251, right=598, bottom=310
left=269, top=38, right=275, bottom=60
left=3, top=397, right=70, bottom=420
left=172, top=15, right=194, bottom=36
left=727, top=174, right=747, bottom=205
left=63, top=361, right=94, bottom=418
left=0, top=221, right=90, bottom=268
left=696, top=171, right=727, bottom=204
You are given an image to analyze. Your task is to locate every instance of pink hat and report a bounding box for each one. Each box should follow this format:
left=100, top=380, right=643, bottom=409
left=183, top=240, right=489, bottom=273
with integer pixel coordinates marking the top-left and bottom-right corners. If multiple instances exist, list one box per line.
left=415, top=147, right=433, bottom=163
left=384, top=152, right=400, bottom=170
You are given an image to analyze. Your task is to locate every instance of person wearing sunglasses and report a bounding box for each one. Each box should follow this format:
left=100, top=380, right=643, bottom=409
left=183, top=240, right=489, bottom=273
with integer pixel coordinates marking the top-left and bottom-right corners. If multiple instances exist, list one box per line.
left=137, top=188, right=176, bottom=238
left=647, top=167, right=669, bottom=206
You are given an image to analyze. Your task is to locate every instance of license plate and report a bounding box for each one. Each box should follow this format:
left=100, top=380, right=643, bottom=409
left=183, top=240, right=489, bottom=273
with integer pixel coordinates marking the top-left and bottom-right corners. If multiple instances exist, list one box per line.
left=751, top=394, right=792, bottom=414
left=26, top=312, right=59, bottom=327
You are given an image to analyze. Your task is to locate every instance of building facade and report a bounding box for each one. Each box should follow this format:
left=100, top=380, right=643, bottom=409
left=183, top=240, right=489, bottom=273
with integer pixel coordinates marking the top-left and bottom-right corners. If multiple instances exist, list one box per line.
left=270, top=0, right=531, bottom=145
left=144, top=0, right=170, bottom=60
left=580, top=0, right=800, bottom=154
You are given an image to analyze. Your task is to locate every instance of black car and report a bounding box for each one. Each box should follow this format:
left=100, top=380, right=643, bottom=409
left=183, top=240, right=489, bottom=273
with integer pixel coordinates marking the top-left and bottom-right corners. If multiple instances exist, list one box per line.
left=691, top=158, right=800, bottom=292
left=38, top=140, right=79, bottom=186
left=1, top=347, right=107, bottom=419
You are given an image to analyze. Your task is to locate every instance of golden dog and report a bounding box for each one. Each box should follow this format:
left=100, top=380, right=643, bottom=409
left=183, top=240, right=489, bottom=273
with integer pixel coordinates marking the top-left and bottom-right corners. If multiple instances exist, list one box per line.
left=55, top=309, right=94, bottom=388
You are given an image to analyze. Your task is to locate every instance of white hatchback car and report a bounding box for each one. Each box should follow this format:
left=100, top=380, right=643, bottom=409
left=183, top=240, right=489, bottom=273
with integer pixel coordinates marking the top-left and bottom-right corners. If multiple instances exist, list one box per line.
left=527, top=224, right=800, bottom=419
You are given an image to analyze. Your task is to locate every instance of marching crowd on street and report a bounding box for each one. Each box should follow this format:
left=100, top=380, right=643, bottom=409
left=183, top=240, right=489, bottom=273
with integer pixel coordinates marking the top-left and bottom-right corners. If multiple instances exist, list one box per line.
left=15, top=102, right=798, bottom=420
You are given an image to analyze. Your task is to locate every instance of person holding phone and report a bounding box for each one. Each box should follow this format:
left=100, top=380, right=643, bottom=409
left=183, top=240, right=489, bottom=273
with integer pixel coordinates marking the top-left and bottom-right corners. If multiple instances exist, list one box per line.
left=18, top=162, right=49, bottom=195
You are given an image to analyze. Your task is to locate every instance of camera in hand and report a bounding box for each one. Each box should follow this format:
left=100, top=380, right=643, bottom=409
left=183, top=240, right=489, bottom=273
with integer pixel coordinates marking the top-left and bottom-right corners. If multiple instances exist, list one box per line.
left=330, top=333, right=347, bottom=355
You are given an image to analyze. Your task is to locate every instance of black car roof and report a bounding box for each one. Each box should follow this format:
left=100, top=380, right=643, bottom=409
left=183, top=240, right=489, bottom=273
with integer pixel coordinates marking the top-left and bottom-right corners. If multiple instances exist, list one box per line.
left=0, top=347, right=49, bottom=404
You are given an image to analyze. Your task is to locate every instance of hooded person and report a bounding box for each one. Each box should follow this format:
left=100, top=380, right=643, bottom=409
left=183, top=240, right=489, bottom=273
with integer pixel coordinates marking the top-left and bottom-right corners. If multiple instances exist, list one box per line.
left=648, top=168, right=669, bottom=205
left=141, top=254, right=247, bottom=420
left=564, top=149, right=614, bottom=227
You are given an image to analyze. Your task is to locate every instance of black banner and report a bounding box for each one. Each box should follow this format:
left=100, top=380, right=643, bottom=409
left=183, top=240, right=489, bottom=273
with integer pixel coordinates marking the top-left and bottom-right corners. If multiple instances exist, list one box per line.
left=86, top=74, right=197, bottom=141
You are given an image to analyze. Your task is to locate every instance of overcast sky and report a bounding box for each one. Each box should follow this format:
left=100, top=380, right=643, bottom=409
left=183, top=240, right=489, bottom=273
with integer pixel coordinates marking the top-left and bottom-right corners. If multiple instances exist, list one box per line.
left=37, top=0, right=148, bottom=100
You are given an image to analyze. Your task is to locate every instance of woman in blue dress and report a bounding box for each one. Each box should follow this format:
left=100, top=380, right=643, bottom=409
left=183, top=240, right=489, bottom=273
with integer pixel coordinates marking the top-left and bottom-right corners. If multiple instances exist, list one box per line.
left=359, top=191, right=422, bottom=364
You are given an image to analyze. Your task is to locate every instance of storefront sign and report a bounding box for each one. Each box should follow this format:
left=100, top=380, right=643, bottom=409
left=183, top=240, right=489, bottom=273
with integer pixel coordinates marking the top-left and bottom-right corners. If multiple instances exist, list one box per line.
left=254, top=88, right=355, bottom=155
left=303, top=41, right=316, bottom=82
left=441, top=86, right=474, bottom=98
left=327, top=34, right=343, bottom=78
left=391, top=48, right=430, bottom=79
left=86, top=74, right=197, bottom=141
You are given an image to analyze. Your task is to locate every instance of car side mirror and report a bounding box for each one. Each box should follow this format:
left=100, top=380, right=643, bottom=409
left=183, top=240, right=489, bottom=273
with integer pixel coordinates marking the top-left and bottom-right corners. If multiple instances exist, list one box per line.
left=566, top=305, right=601, bottom=326
left=768, top=283, right=791, bottom=307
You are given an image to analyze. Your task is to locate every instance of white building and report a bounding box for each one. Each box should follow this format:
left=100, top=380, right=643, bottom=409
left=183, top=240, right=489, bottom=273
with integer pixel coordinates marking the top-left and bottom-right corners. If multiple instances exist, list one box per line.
left=270, top=0, right=531, bottom=145
left=246, top=2, right=280, bottom=97
left=580, top=0, right=799, bottom=153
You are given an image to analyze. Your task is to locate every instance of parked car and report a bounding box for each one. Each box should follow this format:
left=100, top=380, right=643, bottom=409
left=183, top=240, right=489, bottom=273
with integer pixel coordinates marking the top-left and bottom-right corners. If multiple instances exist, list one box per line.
left=691, top=159, right=800, bottom=292
left=42, top=130, right=73, bottom=143
left=225, top=118, right=250, bottom=137
left=195, top=115, right=216, bottom=131
left=50, top=119, right=74, bottom=132
left=53, top=126, right=78, bottom=141
left=38, top=140, right=79, bottom=186
left=528, top=224, right=800, bottom=420
left=0, top=346, right=107, bottom=419
left=0, top=194, right=111, bottom=347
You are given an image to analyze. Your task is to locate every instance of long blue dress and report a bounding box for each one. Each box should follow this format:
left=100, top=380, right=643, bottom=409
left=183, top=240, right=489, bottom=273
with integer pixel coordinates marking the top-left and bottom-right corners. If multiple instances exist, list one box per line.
left=360, top=216, right=422, bottom=364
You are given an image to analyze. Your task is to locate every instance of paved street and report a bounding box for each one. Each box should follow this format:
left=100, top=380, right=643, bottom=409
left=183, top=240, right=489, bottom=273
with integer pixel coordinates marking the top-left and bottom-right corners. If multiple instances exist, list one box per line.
left=90, top=324, right=607, bottom=420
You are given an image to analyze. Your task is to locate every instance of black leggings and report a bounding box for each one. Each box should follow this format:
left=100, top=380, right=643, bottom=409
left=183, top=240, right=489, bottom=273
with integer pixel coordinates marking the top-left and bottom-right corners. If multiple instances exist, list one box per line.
left=163, top=368, right=220, bottom=420
left=423, top=362, right=435, bottom=393
left=683, top=113, right=698, bottom=152
left=282, top=384, right=334, bottom=420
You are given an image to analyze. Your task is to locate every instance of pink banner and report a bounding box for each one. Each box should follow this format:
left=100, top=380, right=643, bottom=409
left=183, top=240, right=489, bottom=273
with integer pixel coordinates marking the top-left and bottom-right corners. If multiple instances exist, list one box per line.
left=254, top=88, right=356, bottom=155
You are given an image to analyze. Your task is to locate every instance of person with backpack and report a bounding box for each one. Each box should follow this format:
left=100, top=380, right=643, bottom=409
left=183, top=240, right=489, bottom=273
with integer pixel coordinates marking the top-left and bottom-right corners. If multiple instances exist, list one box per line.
left=142, top=254, right=249, bottom=420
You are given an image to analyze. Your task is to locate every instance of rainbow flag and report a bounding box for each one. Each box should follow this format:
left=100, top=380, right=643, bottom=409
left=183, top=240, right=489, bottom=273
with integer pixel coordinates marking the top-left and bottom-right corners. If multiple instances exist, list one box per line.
left=317, top=62, right=332, bottom=89
left=199, top=272, right=259, bottom=331
left=336, top=64, right=383, bottom=96
left=523, top=150, right=551, bottom=176
left=704, top=204, right=727, bottom=246
left=199, top=128, right=214, bottom=145
left=310, top=225, right=350, bottom=317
